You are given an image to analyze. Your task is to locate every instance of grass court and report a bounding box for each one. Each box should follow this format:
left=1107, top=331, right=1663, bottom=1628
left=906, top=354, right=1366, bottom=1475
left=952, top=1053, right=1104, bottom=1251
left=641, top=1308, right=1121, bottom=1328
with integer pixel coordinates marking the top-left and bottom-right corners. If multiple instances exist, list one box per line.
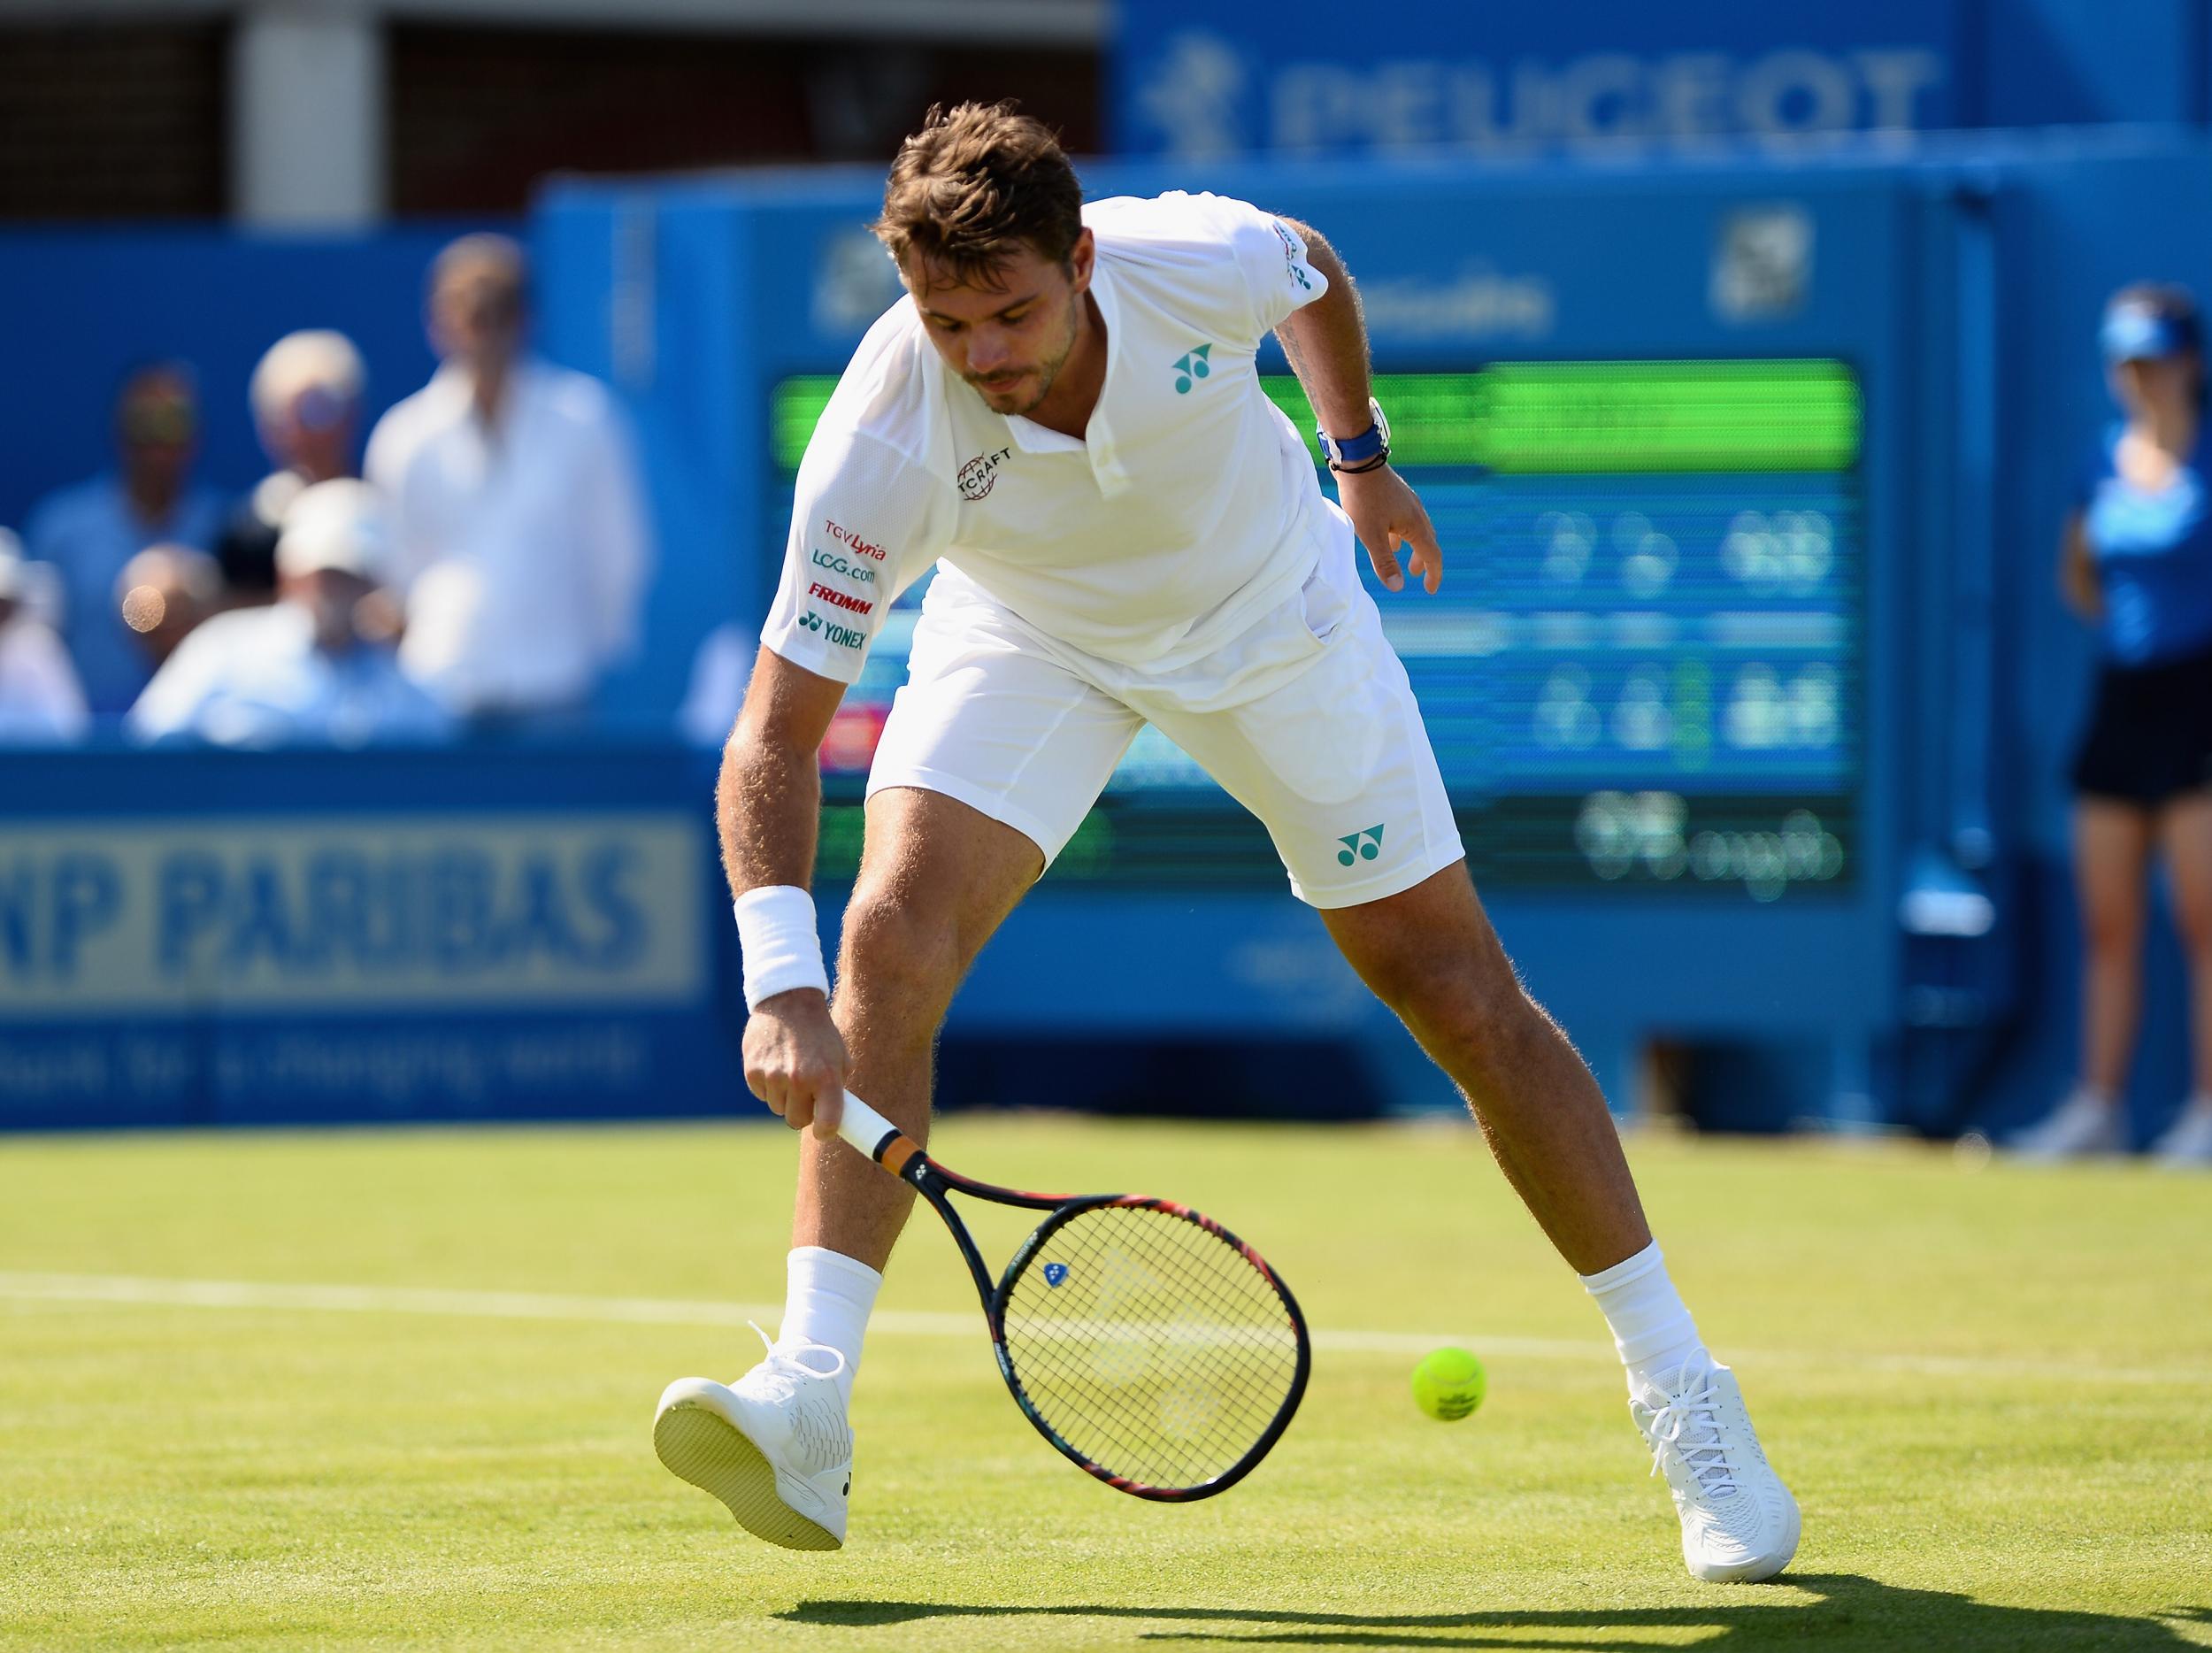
left=2, top=1116, right=2207, bottom=1650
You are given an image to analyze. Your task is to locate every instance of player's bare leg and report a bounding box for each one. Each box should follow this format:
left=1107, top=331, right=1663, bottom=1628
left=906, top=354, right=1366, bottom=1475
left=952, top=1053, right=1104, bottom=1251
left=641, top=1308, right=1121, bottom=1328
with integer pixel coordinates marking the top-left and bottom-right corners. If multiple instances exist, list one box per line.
left=2015, top=798, right=2150, bottom=1157
left=1322, top=859, right=1799, bottom=1583
left=793, top=785, right=1043, bottom=1270
left=1319, top=860, right=1647, bottom=1274
left=657, top=785, right=1040, bottom=1548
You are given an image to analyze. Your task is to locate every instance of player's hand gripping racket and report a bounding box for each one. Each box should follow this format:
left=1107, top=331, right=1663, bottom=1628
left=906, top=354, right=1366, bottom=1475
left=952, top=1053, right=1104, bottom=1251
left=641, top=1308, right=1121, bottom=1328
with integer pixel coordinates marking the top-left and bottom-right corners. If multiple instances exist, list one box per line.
left=833, top=1092, right=1310, bottom=1501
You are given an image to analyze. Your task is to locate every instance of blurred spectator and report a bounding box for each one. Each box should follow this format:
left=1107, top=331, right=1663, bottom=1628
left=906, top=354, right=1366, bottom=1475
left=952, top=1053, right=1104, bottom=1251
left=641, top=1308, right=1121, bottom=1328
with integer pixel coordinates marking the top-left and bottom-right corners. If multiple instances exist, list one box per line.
left=213, top=330, right=367, bottom=602
left=115, top=544, right=224, bottom=673
left=366, top=233, right=651, bottom=728
left=2017, top=285, right=2212, bottom=1167
left=679, top=622, right=752, bottom=747
left=24, top=362, right=225, bottom=715
left=128, top=480, right=451, bottom=750
left=0, top=527, right=88, bottom=745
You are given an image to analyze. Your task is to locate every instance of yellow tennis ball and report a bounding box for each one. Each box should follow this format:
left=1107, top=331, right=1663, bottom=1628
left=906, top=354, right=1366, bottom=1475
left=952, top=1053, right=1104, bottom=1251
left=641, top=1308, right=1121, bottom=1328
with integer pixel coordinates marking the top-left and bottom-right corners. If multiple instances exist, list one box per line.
left=1411, top=1347, right=1487, bottom=1421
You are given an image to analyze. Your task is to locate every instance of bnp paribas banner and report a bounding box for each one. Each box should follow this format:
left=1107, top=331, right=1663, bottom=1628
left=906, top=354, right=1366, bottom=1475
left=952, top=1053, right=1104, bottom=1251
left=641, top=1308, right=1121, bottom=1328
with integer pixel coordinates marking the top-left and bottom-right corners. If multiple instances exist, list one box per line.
left=0, top=804, right=724, bottom=1128
left=0, top=814, right=703, bottom=1013
left=1112, top=0, right=2200, bottom=160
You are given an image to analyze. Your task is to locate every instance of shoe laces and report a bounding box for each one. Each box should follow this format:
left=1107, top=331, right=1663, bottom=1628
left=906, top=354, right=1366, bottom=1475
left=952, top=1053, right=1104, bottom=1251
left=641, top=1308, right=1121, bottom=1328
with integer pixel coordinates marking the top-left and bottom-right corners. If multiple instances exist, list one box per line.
left=1633, top=1358, right=1737, bottom=1500
left=741, top=1319, right=848, bottom=1401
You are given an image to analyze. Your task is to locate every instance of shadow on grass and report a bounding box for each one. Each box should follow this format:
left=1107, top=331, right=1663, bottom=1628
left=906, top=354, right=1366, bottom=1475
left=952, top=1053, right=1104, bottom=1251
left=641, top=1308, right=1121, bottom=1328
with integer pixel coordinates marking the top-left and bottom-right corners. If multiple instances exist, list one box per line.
left=780, top=1576, right=2212, bottom=1649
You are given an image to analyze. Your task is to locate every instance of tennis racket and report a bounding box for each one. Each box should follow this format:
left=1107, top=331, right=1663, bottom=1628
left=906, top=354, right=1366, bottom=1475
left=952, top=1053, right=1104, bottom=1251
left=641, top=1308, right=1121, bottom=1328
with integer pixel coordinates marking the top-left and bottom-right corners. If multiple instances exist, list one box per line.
left=833, top=1091, right=1310, bottom=1502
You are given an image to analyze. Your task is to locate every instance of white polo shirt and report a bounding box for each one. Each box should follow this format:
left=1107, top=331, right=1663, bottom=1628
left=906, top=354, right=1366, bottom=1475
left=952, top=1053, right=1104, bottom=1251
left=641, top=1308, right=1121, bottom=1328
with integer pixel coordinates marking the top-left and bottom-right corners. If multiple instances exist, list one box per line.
left=366, top=358, right=652, bottom=715
left=763, top=192, right=1332, bottom=683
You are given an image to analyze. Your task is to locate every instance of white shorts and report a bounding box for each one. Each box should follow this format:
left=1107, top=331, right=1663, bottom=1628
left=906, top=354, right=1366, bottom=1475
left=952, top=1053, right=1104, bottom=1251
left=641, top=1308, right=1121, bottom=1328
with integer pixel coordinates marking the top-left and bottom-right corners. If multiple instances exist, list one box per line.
left=865, top=506, right=1465, bottom=909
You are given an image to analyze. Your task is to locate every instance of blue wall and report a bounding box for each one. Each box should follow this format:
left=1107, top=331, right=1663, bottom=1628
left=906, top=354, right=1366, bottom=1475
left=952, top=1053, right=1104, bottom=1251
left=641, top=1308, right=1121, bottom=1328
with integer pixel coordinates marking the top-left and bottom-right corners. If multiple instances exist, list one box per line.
left=0, top=226, right=507, bottom=533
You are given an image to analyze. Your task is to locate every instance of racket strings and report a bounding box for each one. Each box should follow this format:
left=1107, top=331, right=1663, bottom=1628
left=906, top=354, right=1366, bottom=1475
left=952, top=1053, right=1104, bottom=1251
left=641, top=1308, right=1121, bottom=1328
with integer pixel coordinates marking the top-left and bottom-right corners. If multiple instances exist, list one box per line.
left=1000, top=1203, right=1302, bottom=1491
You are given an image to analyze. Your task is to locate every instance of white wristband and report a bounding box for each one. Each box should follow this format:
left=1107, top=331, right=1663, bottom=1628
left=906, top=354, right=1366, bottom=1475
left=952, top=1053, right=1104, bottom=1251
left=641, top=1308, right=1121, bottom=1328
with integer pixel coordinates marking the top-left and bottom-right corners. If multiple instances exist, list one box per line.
left=733, top=885, right=829, bottom=1011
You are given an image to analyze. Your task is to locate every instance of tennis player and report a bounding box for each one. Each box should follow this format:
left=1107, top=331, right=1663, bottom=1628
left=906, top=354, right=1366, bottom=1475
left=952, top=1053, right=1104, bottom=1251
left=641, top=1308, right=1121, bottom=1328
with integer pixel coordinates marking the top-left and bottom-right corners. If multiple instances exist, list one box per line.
left=657, top=103, right=1799, bottom=1581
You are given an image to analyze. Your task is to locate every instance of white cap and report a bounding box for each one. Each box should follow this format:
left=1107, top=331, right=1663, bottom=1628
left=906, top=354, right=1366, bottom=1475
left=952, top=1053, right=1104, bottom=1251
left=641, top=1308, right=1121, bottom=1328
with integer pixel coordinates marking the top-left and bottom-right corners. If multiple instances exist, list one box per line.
left=276, top=479, right=389, bottom=580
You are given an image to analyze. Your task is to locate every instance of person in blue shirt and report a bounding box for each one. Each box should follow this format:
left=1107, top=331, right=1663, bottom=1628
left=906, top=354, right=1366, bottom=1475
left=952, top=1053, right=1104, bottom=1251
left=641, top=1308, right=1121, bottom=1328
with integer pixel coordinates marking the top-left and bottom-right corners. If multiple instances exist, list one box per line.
left=2016, top=285, right=2212, bottom=1165
left=22, top=361, right=227, bottom=716
left=128, top=479, right=452, bottom=750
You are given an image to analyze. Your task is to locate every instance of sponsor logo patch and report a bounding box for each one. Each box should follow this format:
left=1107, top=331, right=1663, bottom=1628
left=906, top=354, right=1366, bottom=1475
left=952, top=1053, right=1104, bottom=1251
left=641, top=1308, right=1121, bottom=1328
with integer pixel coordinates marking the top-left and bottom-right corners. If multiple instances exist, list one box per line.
left=957, top=446, right=1012, bottom=501
left=1271, top=219, right=1313, bottom=291
left=823, top=519, right=887, bottom=561
left=807, top=582, right=872, bottom=615
left=795, top=611, right=863, bottom=647
left=811, top=549, right=876, bottom=583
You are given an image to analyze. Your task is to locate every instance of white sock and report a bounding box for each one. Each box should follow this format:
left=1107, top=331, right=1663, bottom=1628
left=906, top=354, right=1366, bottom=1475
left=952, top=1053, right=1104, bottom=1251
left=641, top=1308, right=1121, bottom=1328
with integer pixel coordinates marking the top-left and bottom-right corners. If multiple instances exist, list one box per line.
left=1580, top=1240, right=1704, bottom=1395
left=775, top=1245, right=881, bottom=1408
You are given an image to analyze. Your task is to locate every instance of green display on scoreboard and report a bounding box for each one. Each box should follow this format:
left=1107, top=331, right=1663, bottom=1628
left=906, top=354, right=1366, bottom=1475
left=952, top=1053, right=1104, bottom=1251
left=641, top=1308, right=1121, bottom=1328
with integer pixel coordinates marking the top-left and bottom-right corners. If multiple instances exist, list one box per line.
left=772, top=360, right=1863, bottom=475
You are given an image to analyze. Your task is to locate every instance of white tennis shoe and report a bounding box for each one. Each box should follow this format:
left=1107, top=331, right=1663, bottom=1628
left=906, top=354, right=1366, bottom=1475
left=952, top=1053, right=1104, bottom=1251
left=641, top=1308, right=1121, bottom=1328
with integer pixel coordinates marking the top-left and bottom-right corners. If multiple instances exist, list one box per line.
left=2007, top=1091, right=2124, bottom=1159
left=1631, top=1355, right=1800, bottom=1584
left=2150, top=1106, right=2212, bottom=1166
left=653, top=1327, right=851, bottom=1550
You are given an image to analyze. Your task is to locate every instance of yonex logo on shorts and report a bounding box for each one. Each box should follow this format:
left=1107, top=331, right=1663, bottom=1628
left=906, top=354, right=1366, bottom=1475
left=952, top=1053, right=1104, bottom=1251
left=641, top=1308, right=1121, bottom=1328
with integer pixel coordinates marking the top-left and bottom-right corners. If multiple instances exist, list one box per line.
left=1171, top=343, right=1213, bottom=395
left=1336, top=824, right=1386, bottom=866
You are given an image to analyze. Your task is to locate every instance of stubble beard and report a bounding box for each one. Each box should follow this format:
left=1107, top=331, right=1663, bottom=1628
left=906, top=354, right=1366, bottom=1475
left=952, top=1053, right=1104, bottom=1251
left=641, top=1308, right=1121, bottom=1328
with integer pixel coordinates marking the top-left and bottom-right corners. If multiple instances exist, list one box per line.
left=975, top=296, right=1081, bottom=419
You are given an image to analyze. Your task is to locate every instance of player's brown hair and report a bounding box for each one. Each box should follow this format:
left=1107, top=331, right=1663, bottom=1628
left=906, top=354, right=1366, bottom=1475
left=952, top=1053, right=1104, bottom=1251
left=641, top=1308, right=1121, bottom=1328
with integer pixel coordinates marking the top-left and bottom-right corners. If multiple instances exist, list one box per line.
left=873, top=102, right=1084, bottom=289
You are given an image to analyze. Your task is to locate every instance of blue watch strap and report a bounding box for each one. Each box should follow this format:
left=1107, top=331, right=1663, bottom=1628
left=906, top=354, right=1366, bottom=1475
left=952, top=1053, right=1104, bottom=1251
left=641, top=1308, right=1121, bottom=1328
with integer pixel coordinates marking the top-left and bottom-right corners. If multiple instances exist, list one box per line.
left=1324, top=420, right=1386, bottom=465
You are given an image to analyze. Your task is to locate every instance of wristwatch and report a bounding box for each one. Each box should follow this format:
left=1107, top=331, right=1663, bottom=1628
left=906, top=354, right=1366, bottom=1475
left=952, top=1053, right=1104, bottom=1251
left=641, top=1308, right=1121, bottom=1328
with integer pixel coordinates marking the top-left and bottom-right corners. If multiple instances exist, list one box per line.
left=1317, top=397, right=1392, bottom=473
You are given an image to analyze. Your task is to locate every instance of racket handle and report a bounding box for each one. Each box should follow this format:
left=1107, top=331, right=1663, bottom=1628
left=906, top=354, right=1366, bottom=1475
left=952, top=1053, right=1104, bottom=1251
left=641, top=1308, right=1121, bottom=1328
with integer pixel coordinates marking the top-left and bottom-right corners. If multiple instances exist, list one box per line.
left=835, top=1090, right=912, bottom=1168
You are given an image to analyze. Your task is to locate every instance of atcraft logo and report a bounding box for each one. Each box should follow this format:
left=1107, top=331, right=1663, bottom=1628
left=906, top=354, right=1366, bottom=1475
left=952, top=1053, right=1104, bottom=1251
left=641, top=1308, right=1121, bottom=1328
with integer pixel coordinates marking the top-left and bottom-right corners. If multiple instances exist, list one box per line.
left=1335, top=823, right=1386, bottom=866
left=824, top=519, right=887, bottom=561
left=1171, top=343, right=1213, bottom=394
left=811, top=549, right=876, bottom=584
left=807, top=582, right=872, bottom=615
left=957, top=446, right=1012, bottom=501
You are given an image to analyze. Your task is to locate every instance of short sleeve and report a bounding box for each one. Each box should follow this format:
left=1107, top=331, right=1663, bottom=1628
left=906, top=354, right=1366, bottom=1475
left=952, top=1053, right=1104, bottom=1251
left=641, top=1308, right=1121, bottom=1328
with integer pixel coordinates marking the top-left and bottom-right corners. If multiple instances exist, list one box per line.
left=761, top=426, right=952, bottom=684
left=1217, top=198, right=1330, bottom=339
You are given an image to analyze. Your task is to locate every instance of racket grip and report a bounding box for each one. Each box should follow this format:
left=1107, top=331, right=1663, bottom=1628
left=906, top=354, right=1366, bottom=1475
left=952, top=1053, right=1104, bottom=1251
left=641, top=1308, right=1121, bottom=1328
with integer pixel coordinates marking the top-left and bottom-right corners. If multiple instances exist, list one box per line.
left=835, top=1090, right=910, bottom=1166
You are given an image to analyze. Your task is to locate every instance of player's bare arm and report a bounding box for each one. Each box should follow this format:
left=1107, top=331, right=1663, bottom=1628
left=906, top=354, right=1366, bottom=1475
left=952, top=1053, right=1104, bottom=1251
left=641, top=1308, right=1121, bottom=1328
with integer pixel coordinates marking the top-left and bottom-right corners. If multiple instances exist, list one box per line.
left=718, top=646, right=850, bottom=1136
left=1271, top=218, right=1444, bottom=596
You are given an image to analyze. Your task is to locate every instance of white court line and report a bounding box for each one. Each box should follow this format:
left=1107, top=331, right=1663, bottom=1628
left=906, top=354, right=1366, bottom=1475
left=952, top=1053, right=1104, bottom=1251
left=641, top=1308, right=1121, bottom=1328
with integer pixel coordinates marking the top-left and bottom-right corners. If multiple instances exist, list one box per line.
left=2, top=1272, right=2206, bottom=1386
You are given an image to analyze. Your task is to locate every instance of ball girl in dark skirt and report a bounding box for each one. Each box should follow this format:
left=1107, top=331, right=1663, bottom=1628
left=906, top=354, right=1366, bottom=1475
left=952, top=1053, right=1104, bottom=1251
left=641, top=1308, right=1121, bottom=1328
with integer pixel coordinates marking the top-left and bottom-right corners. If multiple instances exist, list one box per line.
left=2016, top=285, right=2212, bottom=1164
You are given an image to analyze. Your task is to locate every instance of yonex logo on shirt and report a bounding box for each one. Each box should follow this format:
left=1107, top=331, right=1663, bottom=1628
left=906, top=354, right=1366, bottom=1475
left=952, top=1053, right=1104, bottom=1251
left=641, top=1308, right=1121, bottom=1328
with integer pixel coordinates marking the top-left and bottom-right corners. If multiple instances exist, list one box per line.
left=796, top=611, right=864, bottom=648
left=808, top=581, right=873, bottom=615
left=1336, top=824, right=1386, bottom=866
left=1171, top=343, right=1213, bottom=395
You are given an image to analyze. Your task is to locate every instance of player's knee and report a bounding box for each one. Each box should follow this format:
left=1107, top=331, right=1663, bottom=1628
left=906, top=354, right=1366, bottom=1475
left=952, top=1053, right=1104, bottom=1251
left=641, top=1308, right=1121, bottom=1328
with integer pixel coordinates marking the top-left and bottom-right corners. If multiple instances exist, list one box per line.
left=837, top=892, right=963, bottom=1021
left=1373, top=954, right=1532, bottom=1060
